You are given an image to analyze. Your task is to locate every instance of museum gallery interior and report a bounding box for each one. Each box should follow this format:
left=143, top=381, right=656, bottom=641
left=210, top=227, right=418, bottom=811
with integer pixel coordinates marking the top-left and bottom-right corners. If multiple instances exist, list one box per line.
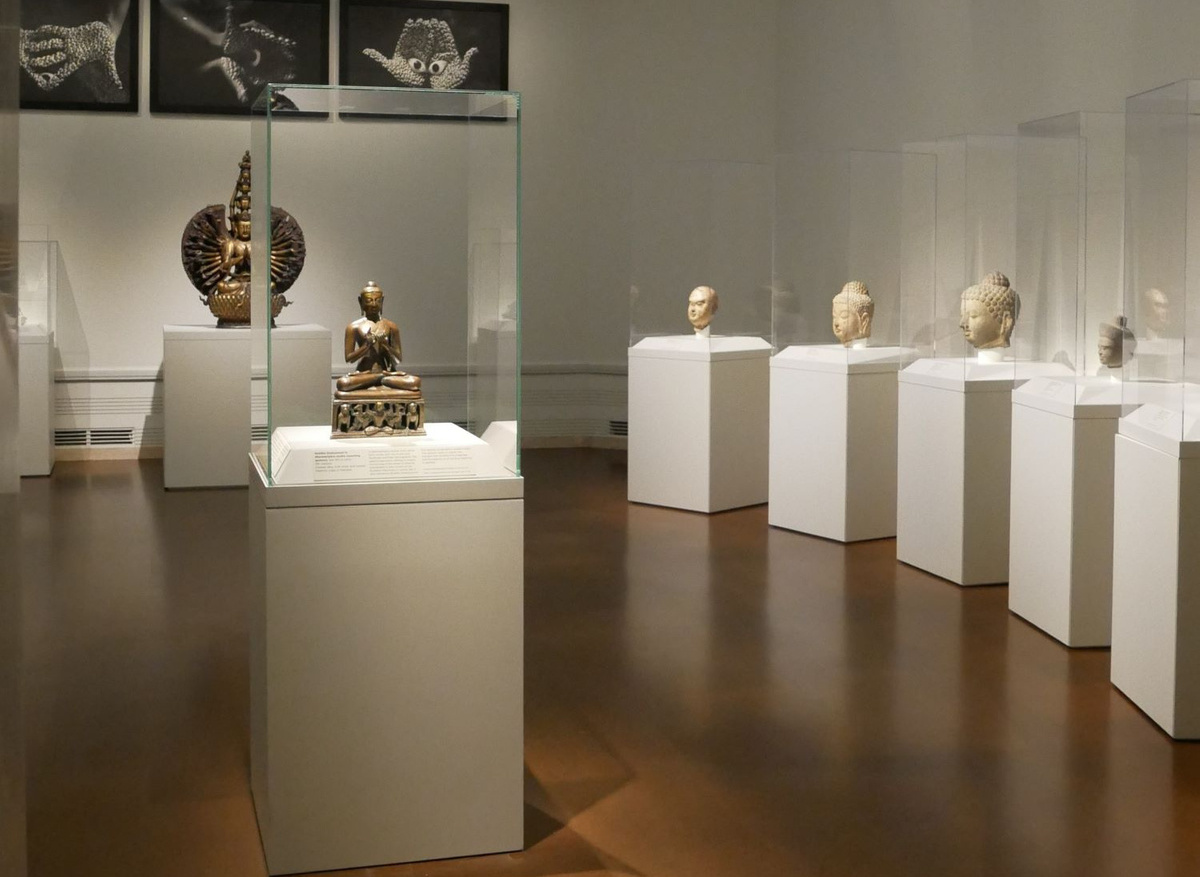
left=4, top=1, right=1200, bottom=876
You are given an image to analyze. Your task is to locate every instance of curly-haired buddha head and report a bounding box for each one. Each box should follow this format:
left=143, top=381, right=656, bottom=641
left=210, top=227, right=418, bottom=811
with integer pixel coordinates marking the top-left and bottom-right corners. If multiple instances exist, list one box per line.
left=960, top=271, right=1019, bottom=350
left=832, top=281, right=874, bottom=346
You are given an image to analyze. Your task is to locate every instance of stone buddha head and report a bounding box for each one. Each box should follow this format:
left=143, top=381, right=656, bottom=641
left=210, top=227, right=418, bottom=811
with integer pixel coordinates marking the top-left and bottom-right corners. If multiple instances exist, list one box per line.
left=959, top=271, right=1019, bottom=350
left=1098, top=316, right=1136, bottom=368
left=831, top=281, right=874, bottom=346
left=687, top=285, right=719, bottom=333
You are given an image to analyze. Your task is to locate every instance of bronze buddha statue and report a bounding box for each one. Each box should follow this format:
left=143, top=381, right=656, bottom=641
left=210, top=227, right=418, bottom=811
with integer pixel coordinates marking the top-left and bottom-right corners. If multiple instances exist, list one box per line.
left=331, top=282, right=426, bottom=437
left=181, top=151, right=305, bottom=326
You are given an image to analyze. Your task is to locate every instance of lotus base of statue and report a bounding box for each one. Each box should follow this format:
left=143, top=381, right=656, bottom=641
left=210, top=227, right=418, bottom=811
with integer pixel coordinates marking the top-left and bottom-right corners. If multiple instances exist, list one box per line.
left=206, top=287, right=291, bottom=327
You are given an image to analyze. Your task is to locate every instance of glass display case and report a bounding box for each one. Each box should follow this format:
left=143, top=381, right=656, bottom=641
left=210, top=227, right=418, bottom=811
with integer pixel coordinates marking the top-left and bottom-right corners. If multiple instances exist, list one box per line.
left=1121, top=80, right=1200, bottom=446
left=1016, top=112, right=1125, bottom=398
left=1007, top=112, right=1126, bottom=648
left=895, top=134, right=1069, bottom=586
left=17, top=238, right=57, bottom=336
left=17, top=237, right=57, bottom=476
left=1110, top=79, right=1200, bottom=741
left=767, top=149, right=936, bottom=543
left=250, top=85, right=520, bottom=486
left=628, top=159, right=772, bottom=348
left=772, top=150, right=936, bottom=365
left=626, top=159, right=772, bottom=513
left=903, top=135, right=1023, bottom=380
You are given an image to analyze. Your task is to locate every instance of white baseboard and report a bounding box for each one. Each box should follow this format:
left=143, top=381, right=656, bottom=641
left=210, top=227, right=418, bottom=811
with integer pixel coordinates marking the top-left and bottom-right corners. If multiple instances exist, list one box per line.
left=56, top=446, right=165, bottom=462
left=51, top=365, right=629, bottom=460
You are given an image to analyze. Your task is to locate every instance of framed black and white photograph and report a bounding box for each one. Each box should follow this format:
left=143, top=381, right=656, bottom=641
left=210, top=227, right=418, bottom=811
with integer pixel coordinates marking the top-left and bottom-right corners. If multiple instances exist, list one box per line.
left=150, top=0, right=329, bottom=115
left=340, top=0, right=508, bottom=93
left=19, top=0, right=139, bottom=111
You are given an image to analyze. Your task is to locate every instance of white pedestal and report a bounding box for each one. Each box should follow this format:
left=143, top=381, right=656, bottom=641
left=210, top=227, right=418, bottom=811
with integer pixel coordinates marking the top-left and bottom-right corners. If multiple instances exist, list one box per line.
left=18, top=327, right=53, bottom=477
left=769, top=345, right=912, bottom=541
left=250, top=460, right=524, bottom=874
left=163, top=324, right=331, bottom=489
left=1008, top=377, right=1122, bottom=646
left=896, top=358, right=1072, bottom=586
left=1110, top=409, right=1200, bottom=739
left=628, top=335, right=771, bottom=513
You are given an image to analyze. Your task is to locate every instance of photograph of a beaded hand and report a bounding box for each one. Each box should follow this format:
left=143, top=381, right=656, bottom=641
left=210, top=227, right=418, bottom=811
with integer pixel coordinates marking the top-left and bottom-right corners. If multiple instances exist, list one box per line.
left=150, top=0, right=328, bottom=114
left=19, top=0, right=139, bottom=111
left=340, top=0, right=508, bottom=92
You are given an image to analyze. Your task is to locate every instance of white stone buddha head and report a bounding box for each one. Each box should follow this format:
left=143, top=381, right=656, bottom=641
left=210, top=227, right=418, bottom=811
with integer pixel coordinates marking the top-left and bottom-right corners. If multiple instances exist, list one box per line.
left=831, top=281, right=874, bottom=346
left=959, top=271, right=1019, bottom=350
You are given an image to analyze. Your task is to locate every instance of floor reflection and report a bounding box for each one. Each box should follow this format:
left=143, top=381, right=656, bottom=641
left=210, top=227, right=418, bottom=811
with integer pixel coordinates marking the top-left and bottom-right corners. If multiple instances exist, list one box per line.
left=17, top=450, right=1200, bottom=877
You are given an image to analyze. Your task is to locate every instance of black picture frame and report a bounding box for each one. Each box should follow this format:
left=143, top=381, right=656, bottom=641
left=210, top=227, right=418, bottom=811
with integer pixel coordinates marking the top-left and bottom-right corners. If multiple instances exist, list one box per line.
left=150, top=0, right=330, bottom=116
left=19, top=0, right=140, bottom=112
left=340, top=0, right=509, bottom=93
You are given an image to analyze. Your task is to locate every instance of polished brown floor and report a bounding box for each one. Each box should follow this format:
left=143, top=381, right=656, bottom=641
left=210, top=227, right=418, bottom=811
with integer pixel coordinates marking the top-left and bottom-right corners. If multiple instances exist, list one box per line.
left=18, top=450, right=1200, bottom=876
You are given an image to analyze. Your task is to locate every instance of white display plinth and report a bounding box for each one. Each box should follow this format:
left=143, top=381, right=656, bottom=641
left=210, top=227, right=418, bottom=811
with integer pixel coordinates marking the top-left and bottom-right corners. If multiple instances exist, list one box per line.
left=628, top=335, right=772, bottom=513
left=769, top=345, right=913, bottom=542
left=896, top=358, right=1073, bottom=586
left=163, top=324, right=330, bottom=489
left=18, top=326, right=53, bottom=477
left=1110, top=409, right=1200, bottom=739
left=250, top=458, right=524, bottom=874
left=1008, top=377, right=1123, bottom=646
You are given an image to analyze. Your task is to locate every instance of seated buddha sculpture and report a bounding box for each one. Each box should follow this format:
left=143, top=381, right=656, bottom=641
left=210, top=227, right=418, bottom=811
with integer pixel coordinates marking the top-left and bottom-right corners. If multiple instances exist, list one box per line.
left=331, top=281, right=425, bottom=437
left=831, top=281, right=874, bottom=347
left=959, top=271, right=1019, bottom=355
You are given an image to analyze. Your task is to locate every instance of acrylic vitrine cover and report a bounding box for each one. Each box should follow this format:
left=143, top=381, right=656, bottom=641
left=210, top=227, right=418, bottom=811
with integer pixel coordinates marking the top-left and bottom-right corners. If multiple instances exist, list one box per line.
left=1120, top=80, right=1200, bottom=448
left=897, top=133, right=1074, bottom=387
left=772, top=150, right=935, bottom=372
left=251, top=84, right=520, bottom=486
left=17, top=239, right=57, bottom=336
left=1015, top=112, right=1126, bottom=406
left=628, top=160, right=772, bottom=355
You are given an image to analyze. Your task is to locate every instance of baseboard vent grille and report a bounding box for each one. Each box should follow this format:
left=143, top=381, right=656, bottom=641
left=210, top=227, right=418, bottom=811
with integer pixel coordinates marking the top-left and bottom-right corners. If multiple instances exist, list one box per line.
left=609, top=419, right=628, bottom=437
left=251, top=425, right=269, bottom=442
left=55, top=428, right=135, bottom=447
left=54, top=429, right=88, bottom=447
left=89, top=428, right=135, bottom=446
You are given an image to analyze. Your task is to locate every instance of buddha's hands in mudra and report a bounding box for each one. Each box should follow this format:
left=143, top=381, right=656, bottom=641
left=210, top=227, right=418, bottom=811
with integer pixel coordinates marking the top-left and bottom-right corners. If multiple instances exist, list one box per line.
left=367, top=323, right=392, bottom=355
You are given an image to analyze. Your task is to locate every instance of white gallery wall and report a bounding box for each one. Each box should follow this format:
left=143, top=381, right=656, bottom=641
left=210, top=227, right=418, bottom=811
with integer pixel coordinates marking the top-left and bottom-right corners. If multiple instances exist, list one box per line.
left=19, top=0, right=778, bottom=447
left=775, top=0, right=1200, bottom=152
left=32, top=0, right=1199, bottom=449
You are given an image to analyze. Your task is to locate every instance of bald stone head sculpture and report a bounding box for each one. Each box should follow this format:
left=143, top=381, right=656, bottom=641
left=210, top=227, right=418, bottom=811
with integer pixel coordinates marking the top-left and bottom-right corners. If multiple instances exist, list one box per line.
left=687, top=285, right=719, bottom=334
